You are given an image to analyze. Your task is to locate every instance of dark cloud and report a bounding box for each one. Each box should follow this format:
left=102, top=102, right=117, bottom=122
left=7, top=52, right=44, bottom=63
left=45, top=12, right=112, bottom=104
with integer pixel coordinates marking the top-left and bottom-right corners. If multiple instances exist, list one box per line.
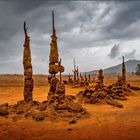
left=104, top=1, right=140, bottom=40
left=0, top=1, right=47, bottom=41
left=108, top=44, right=136, bottom=61
left=13, top=1, right=47, bottom=14
left=0, top=1, right=140, bottom=74
left=108, top=44, right=120, bottom=59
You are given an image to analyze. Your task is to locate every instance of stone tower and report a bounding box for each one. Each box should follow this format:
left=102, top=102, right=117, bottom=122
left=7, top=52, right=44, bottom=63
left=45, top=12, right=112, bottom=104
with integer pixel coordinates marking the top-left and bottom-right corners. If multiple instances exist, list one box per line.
left=23, top=22, right=33, bottom=102
left=49, top=11, right=64, bottom=77
left=122, top=56, right=126, bottom=84
left=76, top=66, right=79, bottom=81
left=97, top=69, right=104, bottom=88
left=72, top=58, right=76, bottom=82
left=49, top=11, right=59, bottom=65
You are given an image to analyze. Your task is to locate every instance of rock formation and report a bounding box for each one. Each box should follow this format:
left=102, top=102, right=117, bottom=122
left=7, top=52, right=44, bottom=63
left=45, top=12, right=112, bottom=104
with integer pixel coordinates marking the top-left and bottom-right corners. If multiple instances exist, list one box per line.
left=72, top=58, right=77, bottom=82
left=23, top=22, right=33, bottom=102
left=77, top=69, right=124, bottom=108
left=95, top=69, right=104, bottom=89
left=77, top=57, right=137, bottom=108
left=121, top=56, right=140, bottom=90
left=49, top=11, right=64, bottom=79
left=0, top=13, right=88, bottom=122
left=76, top=66, right=79, bottom=82
left=70, top=60, right=89, bottom=87
left=68, top=74, right=73, bottom=84
left=122, top=56, right=126, bottom=84
left=80, top=73, right=83, bottom=82
left=46, top=11, right=88, bottom=120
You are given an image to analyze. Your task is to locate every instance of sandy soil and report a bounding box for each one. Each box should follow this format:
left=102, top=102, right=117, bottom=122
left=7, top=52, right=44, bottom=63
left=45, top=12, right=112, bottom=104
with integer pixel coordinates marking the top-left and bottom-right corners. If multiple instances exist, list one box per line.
left=0, top=75, right=140, bottom=140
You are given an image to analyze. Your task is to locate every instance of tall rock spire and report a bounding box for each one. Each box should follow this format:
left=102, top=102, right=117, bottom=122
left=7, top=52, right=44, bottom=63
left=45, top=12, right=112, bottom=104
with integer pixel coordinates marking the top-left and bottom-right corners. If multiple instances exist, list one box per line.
left=72, top=58, right=76, bottom=82
left=23, top=21, right=33, bottom=102
left=122, top=56, right=126, bottom=84
left=49, top=11, right=64, bottom=77
left=49, top=10, right=59, bottom=65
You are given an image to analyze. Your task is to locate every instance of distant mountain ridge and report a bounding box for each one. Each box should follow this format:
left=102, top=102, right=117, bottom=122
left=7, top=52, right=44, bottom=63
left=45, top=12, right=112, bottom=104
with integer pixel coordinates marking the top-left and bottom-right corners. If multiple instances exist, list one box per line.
left=86, top=59, right=140, bottom=74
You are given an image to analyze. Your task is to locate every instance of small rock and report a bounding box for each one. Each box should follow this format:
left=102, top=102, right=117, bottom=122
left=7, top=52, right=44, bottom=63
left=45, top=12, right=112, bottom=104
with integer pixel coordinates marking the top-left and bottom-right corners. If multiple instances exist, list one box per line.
left=0, top=107, right=9, bottom=116
left=90, top=95, right=98, bottom=104
left=65, top=95, right=76, bottom=101
left=24, top=112, right=30, bottom=117
left=76, top=114, right=81, bottom=118
left=69, top=118, right=77, bottom=124
left=32, top=111, right=45, bottom=121
left=68, top=102, right=83, bottom=112
left=12, top=116, right=18, bottom=122
left=17, top=100, right=25, bottom=105
left=67, top=128, right=72, bottom=131
left=105, top=99, right=123, bottom=108
left=38, top=103, right=47, bottom=111
left=16, top=110, right=24, bottom=114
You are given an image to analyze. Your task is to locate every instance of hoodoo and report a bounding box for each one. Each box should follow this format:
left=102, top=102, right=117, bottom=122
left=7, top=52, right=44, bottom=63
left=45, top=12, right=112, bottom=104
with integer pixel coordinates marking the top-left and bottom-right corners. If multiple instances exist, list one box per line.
left=122, top=56, right=126, bottom=84
left=23, top=22, right=33, bottom=102
left=49, top=11, right=64, bottom=80
left=47, top=11, right=87, bottom=120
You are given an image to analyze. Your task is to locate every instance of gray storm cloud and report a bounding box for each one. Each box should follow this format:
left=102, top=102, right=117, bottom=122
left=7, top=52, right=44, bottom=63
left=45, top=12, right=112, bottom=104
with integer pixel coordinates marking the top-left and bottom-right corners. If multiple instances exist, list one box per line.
left=0, top=1, right=140, bottom=74
left=108, top=44, right=136, bottom=60
left=108, top=44, right=121, bottom=59
left=124, top=49, right=136, bottom=59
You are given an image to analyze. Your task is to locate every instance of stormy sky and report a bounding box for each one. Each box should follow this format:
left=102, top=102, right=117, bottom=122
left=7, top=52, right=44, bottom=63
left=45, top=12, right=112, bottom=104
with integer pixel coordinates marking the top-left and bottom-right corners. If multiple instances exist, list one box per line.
left=0, top=1, right=140, bottom=74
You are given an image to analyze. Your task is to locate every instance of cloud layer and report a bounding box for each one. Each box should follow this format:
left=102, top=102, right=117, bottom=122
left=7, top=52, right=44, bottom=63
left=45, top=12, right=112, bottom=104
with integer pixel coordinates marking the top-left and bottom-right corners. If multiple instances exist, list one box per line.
left=0, top=1, right=140, bottom=74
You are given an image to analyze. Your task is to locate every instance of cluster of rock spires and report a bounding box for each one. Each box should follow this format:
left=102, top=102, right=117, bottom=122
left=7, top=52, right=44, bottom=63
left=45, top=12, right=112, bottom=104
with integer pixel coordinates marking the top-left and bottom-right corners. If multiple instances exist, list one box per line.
left=0, top=11, right=88, bottom=122
left=65, top=59, right=94, bottom=87
left=0, top=11, right=140, bottom=122
left=77, top=57, right=134, bottom=108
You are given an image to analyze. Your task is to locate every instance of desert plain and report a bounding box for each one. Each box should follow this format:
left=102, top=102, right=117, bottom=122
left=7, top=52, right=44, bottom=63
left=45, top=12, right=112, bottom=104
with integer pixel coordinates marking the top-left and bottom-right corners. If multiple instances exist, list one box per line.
left=0, top=74, right=140, bottom=140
